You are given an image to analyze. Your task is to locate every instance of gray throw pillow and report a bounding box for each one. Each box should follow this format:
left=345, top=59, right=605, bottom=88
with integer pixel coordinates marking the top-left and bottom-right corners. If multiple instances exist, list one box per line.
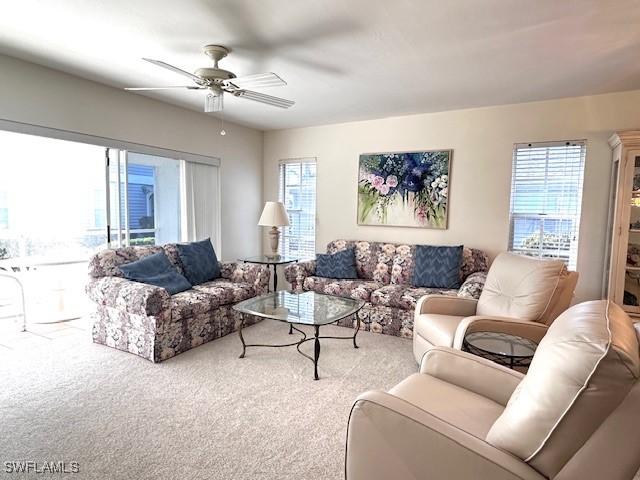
left=119, top=252, right=192, bottom=295
left=176, top=238, right=221, bottom=285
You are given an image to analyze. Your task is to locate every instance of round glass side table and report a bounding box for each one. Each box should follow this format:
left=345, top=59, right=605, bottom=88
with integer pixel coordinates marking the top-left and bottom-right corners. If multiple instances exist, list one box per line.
left=462, top=331, right=537, bottom=369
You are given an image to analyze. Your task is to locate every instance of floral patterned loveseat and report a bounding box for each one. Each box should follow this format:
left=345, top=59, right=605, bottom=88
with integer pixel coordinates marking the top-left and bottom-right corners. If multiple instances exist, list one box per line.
left=86, top=244, right=270, bottom=362
left=284, top=240, right=488, bottom=338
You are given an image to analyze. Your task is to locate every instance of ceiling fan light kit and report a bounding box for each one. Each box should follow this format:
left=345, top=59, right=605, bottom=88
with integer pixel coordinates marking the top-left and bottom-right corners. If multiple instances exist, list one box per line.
left=125, top=44, right=294, bottom=117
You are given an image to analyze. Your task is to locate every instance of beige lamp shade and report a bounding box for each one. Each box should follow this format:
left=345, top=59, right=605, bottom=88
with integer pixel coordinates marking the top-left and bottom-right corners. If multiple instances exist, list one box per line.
left=258, top=201, right=290, bottom=227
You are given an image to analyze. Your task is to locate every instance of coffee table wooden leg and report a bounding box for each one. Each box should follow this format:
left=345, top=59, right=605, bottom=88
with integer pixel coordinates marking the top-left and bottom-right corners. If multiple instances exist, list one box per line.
left=288, top=323, right=293, bottom=335
left=238, top=314, right=246, bottom=358
left=313, top=325, right=321, bottom=380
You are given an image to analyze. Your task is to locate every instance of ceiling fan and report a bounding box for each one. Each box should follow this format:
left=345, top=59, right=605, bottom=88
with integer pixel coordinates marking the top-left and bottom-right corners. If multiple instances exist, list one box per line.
left=125, top=44, right=294, bottom=113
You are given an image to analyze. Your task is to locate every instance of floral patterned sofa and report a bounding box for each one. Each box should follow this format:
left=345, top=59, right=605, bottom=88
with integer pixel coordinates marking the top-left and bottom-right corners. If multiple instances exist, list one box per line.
left=86, top=244, right=270, bottom=362
left=284, top=240, right=488, bottom=338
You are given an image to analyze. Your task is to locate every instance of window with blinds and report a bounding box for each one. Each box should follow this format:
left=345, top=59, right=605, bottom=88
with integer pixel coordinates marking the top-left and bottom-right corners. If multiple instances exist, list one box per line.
left=278, top=159, right=317, bottom=259
left=508, top=140, right=586, bottom=270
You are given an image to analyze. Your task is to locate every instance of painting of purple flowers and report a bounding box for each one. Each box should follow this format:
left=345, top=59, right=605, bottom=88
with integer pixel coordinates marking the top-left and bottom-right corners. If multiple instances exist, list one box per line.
left=358, top=150, right=451, bottom=228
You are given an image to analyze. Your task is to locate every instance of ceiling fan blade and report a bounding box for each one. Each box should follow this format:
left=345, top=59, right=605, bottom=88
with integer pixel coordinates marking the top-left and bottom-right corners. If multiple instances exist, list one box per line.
left=205, top=93, right=224, bottom=113
left=125, top=86, right=205, bottom=91
left=233, top=90, right=295, bottom=109
left=142, top=58, right=205, bottom=85
left=224, top=72, right=287, bottom=90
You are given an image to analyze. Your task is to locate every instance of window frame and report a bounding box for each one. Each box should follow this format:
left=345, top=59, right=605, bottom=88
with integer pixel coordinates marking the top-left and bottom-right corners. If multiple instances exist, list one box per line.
left=508, top=140, right=586, bottom=270
left=278, top=158, right=317, bottom=260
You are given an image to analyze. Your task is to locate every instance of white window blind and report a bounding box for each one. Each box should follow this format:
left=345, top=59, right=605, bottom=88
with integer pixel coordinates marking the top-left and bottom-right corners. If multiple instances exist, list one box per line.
left=278, top=159, right=316, bottom=259
left=508, top=140, right=586, bottom=270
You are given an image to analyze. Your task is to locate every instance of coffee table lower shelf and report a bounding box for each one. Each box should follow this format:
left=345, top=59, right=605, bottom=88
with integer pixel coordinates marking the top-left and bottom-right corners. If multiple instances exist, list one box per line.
left=236, top=313, right=362, bottom=381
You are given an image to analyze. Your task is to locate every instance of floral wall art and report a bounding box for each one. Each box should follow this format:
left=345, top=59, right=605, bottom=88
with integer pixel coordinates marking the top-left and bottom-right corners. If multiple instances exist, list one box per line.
left=357, top=150, right=451, bottom=228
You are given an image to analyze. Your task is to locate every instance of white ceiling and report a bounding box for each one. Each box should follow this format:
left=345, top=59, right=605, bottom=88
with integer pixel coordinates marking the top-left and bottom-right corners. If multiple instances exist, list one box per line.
left=1, top=0, right=640, bottom=130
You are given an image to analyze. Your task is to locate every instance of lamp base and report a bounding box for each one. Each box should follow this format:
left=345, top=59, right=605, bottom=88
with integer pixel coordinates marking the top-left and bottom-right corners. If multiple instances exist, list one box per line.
left=268, top=226, right=280, bottom=257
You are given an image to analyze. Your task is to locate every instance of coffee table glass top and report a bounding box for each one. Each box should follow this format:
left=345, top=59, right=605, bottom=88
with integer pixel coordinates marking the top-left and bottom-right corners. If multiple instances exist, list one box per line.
left=465, top=331, right=537, bottom=358
left=233, top=291, right=364, bottom=326
left=239, top=254, right=300, bottom=265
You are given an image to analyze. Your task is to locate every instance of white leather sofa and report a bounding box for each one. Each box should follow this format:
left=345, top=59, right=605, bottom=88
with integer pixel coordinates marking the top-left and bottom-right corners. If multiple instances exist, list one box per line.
left=413, top=252, right=578, bottom=364
left=346, top=300, right=640, bottom=480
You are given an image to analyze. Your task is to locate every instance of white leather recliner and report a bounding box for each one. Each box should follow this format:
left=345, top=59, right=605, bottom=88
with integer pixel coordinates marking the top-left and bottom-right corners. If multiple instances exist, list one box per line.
left=413, top=252, right=578, bottom=364
left=346, top=300, right=640, bottom=480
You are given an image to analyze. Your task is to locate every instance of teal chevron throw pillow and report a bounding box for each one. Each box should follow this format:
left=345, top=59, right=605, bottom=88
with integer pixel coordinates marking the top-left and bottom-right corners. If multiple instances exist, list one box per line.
left=316, top=248, right=358, bottom=279
left=412, top=245, right=463, bottom=288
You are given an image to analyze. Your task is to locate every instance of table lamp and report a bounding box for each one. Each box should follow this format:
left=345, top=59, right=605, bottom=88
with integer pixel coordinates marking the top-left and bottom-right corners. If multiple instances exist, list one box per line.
left=258, top=201, right=290, bottom=258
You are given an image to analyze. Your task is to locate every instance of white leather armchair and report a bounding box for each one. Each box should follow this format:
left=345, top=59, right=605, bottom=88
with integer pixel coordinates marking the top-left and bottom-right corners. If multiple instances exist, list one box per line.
left=346, top=300, right=640, bottom=480
left=413, top=252, right=578, bottom=364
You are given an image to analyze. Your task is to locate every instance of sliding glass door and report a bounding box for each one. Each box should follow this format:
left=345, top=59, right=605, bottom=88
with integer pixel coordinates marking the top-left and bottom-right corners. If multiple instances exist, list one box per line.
left=107, top=150, right=181, bottom=247
left=0, top=130, right=107, bottom=323
left=0, top=130, right=107, bottom=261
left=0, top=132, right=184, bottom=325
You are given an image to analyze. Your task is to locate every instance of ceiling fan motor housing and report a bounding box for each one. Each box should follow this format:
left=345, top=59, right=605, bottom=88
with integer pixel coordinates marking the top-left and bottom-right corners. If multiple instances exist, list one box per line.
left=195, top=67, right=236, bottom=83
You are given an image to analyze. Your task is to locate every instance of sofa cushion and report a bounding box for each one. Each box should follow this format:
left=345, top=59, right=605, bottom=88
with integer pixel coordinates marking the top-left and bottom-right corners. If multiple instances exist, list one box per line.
left=414, top=313, right=465, bottom=348
left=487, top=300, right=639, bottom=478
left=192, top=279, right=256, bottom=306
left=119, top=252, right=192, bottom=295
left=327, top=240, right=396, bottom=283
left=169, top=289, right=220, bottom=321
left=316, top=247, right=358, bottom=279
left=303, top=276, right=382, bottom=301
left=477, top=252, right=565, bottom=321
left=162, top=243, right=186, bottom=275
left=371, top=285, right=458, bottom=311
left=176, top=238, right=221, bottom=285
left=412, top=245, right=463, bottom=288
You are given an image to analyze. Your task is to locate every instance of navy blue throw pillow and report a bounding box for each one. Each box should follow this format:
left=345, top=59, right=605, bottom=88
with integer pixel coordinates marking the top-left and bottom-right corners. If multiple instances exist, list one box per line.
left=412, top=245, right=463, bottom=289
left=176, top=238, right=221, bottom=285
left=315, top=248, right=358, bottom=279
left=119, top=252, right=192, bottom=295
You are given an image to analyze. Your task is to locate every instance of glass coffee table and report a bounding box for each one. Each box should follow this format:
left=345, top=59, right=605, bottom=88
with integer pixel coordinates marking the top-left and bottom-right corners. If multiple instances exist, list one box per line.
left=462, top=331, right=538, bottom=369
left=233, top=291, right=365, bottom=380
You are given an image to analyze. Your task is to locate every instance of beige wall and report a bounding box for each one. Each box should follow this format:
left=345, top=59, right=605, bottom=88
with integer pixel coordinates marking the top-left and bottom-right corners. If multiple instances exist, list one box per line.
left=264, top=89, right=640, bottom=302
left=0, top=54, right=263, bottom=261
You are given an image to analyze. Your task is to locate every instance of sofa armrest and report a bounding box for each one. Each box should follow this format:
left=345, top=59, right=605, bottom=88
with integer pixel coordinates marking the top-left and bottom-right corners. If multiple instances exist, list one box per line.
left=452, top=316, right=549, bottom=350
left=458, top=271, right=487, bottom=299
left=85, top=276, right=170, bottom=317
left=220, top=262, right=270, bottom=295
left=346, top=390, right=544, bottom=480
left=284, top=260, right=316, bottom=292
left=420, top=347, right=524, bottom=406
left=415, top=294, right=478, bottom=317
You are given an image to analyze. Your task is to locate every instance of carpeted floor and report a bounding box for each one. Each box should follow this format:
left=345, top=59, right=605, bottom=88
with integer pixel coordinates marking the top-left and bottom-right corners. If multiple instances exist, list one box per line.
left=0, top=320, right=416, bottom=480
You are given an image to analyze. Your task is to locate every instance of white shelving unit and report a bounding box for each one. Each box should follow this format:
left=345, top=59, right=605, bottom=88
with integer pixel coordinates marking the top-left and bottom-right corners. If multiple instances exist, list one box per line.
left=605, top=130, right=640, bottom=317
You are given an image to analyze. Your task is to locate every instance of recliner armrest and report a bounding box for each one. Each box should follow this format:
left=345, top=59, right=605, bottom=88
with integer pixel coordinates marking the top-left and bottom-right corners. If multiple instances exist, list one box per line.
left=415, top=294, right=478, bottom=316
left=346, top=390, right=544, bottom=480
left=420, top=347, right=524, bottom=406
left=452, top=316, right=549, bottom=350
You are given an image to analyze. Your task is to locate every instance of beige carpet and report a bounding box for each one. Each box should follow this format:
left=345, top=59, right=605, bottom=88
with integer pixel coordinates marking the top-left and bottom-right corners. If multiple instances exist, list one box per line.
left=0, top=320, right=416, bottom=480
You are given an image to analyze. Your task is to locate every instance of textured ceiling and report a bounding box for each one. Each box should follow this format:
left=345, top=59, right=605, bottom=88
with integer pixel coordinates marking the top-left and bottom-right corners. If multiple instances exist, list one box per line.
left=1, top=0, right=640, bottom=130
